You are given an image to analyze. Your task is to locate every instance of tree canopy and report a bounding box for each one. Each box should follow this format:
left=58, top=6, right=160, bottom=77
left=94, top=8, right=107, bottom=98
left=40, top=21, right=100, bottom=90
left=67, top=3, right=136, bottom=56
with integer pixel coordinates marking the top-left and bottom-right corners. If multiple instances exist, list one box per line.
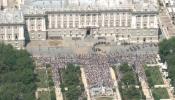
left=0, top=43, right=36, bottom=100
left=60, top=64, right=85, bottom=100
left=119, top=63, right=136, bottom=85
left=159, top=38, right=175, bottom=93
left=118, top=63, right=146, bottom=100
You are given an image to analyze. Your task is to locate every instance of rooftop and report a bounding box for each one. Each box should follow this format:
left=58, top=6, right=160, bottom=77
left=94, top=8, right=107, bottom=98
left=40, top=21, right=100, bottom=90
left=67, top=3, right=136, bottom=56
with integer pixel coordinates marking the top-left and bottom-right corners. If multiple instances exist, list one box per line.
left=0, top=0, right=158, bottom=24
left=21, top=0, right=158, bottom=14
left=0, top=10, right=24, bottom=24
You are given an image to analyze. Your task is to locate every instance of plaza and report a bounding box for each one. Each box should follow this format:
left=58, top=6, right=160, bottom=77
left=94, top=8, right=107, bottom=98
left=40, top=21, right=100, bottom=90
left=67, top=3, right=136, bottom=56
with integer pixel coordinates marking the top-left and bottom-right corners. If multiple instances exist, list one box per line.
left=32, top=40, right=159, bottom=100
left=0, top=0, right=174, bottom=100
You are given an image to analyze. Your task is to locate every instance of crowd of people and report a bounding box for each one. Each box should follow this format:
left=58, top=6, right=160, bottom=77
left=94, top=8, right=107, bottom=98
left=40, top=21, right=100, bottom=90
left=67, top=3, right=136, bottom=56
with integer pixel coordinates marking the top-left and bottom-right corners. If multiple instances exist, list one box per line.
left=34, top=54, right=114, bottom=89
left=77, top=54, right=114, bottom=89
left=33, top=43, right=158, bottom=95
left=108, top=49, right=157, bottom=82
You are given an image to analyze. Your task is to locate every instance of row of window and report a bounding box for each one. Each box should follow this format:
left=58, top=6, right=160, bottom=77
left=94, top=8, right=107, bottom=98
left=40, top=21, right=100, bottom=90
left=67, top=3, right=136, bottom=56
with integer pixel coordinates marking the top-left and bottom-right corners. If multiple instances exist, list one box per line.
left=51, top=15, right=131, bottom=22
left=50, top=13, right=133, bottom=18
left=31, top=35, right=41, bottom=39
left=29, top=26, right=42, bottom=31
left=136, top=22, right=155, bottom=28
left=136, top=17, right=155, bottom=24
left=28, top=18, right=42, bottom=21
left=0, top=35, right=18, bottom=40
left=0, top=26, right=19, bottom=29
left=27, top=18, right=43, bottom=30
left=50, top=20, right=132, bottom=28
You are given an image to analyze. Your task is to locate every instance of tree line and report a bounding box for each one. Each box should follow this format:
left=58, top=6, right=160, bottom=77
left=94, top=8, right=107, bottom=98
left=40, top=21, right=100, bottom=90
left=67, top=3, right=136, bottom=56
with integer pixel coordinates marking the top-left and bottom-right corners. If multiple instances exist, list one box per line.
left=159, top=38, right=175, bottom=94
left=0, top=43, right=36, bottom=100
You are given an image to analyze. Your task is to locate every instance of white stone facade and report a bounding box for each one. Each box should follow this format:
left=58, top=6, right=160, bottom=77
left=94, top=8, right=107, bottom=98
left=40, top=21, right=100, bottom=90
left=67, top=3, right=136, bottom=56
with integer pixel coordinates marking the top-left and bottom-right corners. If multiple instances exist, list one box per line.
left=25, top=15, right=46, bottom=41
left=0, top=25, right=25, bottom=49
left=46, top=10, right=159, bottom=43
left=0, top=10, right=25, bottom=49
left=0, top=0, right=159, bottom=49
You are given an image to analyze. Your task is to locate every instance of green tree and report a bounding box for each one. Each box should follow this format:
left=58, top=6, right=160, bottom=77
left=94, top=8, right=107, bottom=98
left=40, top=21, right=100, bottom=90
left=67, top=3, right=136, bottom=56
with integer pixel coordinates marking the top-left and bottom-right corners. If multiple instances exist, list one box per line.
left=0, top=43, right=36, bottom=100
left=61, top=64, right=85, bottom=100
left=159, top=38, right=175, bottom=93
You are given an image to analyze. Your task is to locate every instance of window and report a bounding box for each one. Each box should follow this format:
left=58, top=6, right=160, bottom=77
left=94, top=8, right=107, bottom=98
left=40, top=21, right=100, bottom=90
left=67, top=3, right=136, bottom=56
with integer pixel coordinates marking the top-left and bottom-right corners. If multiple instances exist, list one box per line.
left=143, top=15, right=147, bottom=17
left=137, top=15, right=141, bottom=17
left=143, top=23, right=147, bottom=28
left=15, top=35, right=18, bottom=40
left=128, top=35, right=130, bottom=38
left=31, top=26, right=34, bottom=30
left=37, top=18, right=42, bottom=20
left=38, top=27, right=41, bottom=30
left=38, top=34, right=41, bottom=38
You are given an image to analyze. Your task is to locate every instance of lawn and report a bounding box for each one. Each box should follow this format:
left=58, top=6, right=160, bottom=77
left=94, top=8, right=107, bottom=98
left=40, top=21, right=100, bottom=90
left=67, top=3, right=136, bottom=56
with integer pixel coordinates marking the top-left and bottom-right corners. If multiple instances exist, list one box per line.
left=36, top=69, right=48, bottom=88
left=152, top=88, right=169, bottom=100
left=144, top=66, right=164, bottom=87
left=119, top=85, right=145, bottom=100
left=117, top=64, right=146, bottom=100
left=35, top=64, right=56, bottom=100
left=38, top=91, right=50, bottom=100
left=60, top=64, right=85, bottom=100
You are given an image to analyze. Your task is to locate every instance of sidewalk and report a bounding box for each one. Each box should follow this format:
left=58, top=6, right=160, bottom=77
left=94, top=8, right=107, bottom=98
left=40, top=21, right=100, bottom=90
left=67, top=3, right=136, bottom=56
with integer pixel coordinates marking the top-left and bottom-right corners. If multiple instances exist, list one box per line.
left=55, top=87, right=63, bottom=100
left=138, top=66, right=154, bottom=100
left=80, top=68, right=91, bottom=100
left=140, top=80, right=154, bottom=100
left=161, top=70, right=175, bottom=99
left=109, top=67, right=122, bottom=100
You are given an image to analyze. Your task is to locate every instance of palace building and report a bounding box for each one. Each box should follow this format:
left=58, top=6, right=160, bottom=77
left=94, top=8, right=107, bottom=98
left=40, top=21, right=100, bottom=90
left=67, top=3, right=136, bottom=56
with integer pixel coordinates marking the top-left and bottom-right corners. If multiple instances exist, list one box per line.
left=0, top=10, right=25, bottom=49
left=0, top=0, right=159, bottom=49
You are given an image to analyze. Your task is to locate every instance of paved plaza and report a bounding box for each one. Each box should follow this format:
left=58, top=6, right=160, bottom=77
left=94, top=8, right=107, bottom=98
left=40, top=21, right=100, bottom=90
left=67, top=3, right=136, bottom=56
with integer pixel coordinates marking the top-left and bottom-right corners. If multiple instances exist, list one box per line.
left=1, top=0, right=175, bottom=99
left=30, top=39, right=159, bottom=100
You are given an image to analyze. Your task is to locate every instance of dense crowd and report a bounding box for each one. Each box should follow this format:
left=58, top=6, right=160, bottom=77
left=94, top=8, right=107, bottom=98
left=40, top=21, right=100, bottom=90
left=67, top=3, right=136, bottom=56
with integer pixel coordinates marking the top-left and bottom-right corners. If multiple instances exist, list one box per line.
left=77, top=54, right=113, bottom=88
left=34, top=43, right=158, bottom=91
left=109, top=52, right=157, bottom=80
